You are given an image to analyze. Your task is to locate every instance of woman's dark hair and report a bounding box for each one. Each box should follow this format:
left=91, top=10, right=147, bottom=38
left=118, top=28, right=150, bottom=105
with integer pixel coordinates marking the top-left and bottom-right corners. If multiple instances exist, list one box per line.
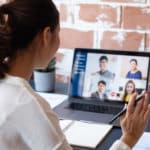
left=130, top=58, right=138, bottom=65
left=122, top=80, right=136, bottom=102
left=0, top=0, right=59, bottom=78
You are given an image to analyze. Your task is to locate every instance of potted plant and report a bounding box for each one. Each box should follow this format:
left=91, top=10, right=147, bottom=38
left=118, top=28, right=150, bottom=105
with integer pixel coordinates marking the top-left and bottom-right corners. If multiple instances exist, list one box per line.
left=33, top=57, right=56, bottom=92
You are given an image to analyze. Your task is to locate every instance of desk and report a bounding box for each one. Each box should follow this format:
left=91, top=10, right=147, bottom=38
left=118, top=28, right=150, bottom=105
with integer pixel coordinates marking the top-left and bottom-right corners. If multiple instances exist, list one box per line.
left=37, top=92, right=122, bottom=150
left=35, top=82, right=150, bottom=150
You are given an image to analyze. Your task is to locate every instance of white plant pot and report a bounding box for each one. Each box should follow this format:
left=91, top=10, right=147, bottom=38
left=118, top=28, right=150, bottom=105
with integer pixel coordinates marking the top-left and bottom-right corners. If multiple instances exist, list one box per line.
left=33, top=70, right=55, bottom=92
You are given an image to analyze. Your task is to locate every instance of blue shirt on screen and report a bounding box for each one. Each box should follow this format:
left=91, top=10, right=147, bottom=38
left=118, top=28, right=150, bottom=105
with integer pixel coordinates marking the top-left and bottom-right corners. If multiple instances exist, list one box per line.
left=126, top=71, right=142, bottom=79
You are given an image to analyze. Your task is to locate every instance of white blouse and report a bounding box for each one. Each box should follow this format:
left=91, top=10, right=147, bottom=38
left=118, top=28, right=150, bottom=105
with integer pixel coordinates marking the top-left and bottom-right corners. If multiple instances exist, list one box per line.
left=0, top=75, right=131, bottom=150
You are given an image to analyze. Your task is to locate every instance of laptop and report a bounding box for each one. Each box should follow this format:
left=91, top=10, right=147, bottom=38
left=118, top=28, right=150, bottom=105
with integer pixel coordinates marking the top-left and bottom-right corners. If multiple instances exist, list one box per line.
left=54, top=48, right=150, bottom=124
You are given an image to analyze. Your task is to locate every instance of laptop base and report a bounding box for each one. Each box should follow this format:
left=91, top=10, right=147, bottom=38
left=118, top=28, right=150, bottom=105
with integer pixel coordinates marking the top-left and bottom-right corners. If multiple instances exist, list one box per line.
left=53, top=100, right=121, bottom=127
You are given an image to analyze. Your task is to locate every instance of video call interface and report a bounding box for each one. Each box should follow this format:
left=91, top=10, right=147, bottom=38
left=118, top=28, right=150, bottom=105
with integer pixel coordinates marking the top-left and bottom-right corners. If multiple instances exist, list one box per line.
left=70, top=50, right=150, bottom=102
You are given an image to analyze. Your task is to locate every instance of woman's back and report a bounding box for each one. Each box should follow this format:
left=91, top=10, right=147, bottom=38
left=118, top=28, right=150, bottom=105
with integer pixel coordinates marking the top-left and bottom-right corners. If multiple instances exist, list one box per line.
left=0, top=75, right=72, bottom=150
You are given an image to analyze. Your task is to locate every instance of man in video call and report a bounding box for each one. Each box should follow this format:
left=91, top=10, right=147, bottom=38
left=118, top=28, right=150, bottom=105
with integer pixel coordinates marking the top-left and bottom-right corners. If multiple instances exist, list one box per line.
left=91, top=80, right=108, bottom=100
left=93, top=56, right=114, bottom=77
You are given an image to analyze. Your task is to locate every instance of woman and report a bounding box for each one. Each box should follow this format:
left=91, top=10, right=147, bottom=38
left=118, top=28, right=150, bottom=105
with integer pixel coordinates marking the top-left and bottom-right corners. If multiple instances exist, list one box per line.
left=0, top=0, right=149, bottom=150
left=122, top=80, right=136, bottom=103
left=126, top=59, right=142, bottom=79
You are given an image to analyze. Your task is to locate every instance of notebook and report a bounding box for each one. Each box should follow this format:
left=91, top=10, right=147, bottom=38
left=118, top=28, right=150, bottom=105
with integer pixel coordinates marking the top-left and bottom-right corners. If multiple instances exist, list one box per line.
left=59, top=119, right=113, bottom=149
left=54, top=48, right=150, bottom=124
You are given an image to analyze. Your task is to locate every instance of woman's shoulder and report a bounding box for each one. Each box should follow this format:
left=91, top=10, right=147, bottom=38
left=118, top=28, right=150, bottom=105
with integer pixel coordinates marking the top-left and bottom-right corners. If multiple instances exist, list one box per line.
left=0, top=75, right=42, bottom=107
left=136, top=70, right=142, bottom=73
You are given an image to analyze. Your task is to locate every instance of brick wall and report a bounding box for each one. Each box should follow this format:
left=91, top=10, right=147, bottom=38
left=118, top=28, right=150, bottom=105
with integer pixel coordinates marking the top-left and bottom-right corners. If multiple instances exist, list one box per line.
left=54, top=0, right=150, bottom=51
left=0, top=0, right=150, bottom=83
left=54, top=0, right=150, bottom=83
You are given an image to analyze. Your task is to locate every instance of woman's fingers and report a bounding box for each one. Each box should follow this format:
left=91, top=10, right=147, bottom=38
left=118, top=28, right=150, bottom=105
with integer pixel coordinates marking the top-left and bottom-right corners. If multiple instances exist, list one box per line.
left=143, top=94, right=150, bottom=122
left=120, top=92, right=150, bottom=148
left=143, top=105, right=150, bottom=123
left=126, top=93, right=137, bottom=116
left=134, top=97, right=144, bottom=115
left=120, top=104, right=127, bottom=121
left=141, top=93, right=149, bottom=116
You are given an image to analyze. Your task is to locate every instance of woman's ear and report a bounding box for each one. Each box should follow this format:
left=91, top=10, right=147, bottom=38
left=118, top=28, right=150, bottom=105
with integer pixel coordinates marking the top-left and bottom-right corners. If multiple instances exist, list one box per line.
left=42, top=27, right=51, bottom=47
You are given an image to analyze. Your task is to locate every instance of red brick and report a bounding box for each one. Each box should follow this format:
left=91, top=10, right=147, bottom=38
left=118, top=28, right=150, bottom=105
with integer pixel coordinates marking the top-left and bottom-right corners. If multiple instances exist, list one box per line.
left=56, top=74, right=70, bottom=83
left=145, top=34, right=150, bottom=51
left=60, top=28, right=93, bottom=49
left=7, top=0, right=12, bottom=2
left=123, top=6, right=150, bottom=30
left=102, top=0, right=146, bottom=3
left=100, top=31, right=144, bottom=51
left=60, top=4, right=68, bottom=22
left=79, top=4, right=121, bottom=28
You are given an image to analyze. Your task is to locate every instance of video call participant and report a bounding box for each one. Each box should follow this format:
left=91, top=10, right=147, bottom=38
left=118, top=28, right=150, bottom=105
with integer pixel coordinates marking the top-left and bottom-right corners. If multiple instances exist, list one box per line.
left=0, top=0, right=150, bottom=150
left=91, top=80, right=108, bottom=100
left=88, top=55, right=115, bottom=93
left=121, top=80, right=136, bottom=103
left=92, top=55, right=114, bottom=78
left=126, top=59, right=142, bottom=79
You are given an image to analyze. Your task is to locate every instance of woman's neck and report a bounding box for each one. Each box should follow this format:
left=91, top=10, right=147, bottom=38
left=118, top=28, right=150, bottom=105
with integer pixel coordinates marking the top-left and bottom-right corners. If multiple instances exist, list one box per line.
left=131, top=68, right=137, bottom=73
left=7, top=49, right=35, bottom=80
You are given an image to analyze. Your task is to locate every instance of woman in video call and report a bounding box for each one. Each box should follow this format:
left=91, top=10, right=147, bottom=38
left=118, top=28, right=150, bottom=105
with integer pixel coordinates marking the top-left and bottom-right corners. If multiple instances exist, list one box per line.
left=0, top=0, right=150, bottom=150
left=121, top=80, right=136, bottom=103
left=126, top=58, right=142, bottom=79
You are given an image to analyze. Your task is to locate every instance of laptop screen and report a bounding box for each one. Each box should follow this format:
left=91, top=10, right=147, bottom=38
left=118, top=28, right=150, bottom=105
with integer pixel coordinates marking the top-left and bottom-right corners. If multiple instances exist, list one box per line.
left=69, top=48, right=150, bottom=102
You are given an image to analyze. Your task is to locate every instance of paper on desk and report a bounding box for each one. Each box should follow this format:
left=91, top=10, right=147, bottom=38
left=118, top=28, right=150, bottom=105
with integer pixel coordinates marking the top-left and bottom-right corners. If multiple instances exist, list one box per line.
left=36, top=92, right=68, bottom=109
left=133, top=132, right=150, bottom=150
left=64, top=121, right=113, bottom=149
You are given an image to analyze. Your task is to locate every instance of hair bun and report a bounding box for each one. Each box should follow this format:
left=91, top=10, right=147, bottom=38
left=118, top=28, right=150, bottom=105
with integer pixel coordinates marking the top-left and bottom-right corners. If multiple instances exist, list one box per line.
left=0, top=4, right=10, bottom=25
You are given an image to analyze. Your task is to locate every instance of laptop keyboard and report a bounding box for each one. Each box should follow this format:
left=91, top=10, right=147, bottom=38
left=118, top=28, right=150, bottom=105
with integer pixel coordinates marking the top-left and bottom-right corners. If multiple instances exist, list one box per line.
left=69, top=102, right=123, bottom=115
